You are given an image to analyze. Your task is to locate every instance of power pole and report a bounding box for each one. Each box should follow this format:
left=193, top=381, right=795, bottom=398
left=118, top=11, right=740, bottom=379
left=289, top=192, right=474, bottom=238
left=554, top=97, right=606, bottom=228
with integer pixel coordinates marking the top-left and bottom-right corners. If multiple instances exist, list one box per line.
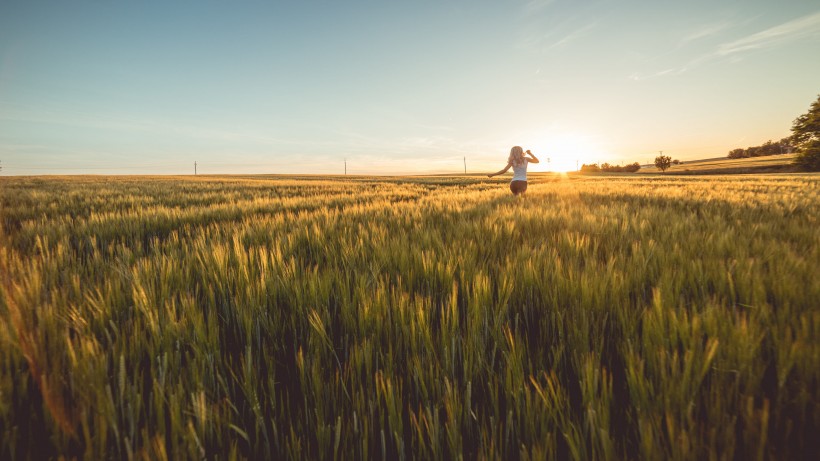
left=194, top=161, right=197, bottom=175
left=463, top=156, right=466, bottom=174
left=344, top=158, right=347, bottom=175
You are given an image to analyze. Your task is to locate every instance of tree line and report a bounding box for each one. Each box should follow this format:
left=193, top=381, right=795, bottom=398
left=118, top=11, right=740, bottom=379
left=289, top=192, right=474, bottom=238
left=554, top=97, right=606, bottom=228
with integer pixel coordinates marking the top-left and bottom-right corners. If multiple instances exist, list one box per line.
left=727, top=138, right=794, bottom=159
left=580, top=162, right=642, bottom=173
left=726, top=93, right=819, bottom=171
left=579, top=93, right=820, bottom=174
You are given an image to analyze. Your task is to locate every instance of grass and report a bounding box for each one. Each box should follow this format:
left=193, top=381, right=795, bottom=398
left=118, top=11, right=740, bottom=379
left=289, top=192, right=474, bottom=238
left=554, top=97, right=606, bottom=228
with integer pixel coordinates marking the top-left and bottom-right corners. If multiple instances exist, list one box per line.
left=638, top=154, right=799, bottom=174
left=1, top=173, right=818, bottom=460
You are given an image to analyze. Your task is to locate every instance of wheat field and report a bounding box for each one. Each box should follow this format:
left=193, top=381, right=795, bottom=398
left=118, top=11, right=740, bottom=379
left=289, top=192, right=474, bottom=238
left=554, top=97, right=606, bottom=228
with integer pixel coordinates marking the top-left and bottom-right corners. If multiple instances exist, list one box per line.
left=1, top=174, right=817, bottom=460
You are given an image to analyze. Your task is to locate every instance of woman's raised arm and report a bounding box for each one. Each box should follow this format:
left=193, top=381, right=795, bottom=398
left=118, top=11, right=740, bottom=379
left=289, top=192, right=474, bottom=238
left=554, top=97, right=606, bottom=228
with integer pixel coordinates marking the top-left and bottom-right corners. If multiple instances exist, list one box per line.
left=488, top=163, right=512, bottom=178
left=526, top=150, right=540, bottom=164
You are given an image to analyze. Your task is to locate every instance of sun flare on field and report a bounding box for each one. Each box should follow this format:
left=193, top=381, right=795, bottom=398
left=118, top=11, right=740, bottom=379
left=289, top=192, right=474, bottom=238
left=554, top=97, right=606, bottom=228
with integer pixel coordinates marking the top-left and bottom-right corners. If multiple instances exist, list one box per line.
left=532, top=132, right=604, bottom=173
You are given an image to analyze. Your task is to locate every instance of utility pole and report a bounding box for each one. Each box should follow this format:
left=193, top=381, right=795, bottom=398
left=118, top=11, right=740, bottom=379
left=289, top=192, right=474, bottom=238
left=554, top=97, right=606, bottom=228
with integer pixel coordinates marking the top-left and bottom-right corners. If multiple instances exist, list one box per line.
left=194, top=161, right=197, bottom=175
left=576, top=159, right=579, bottom=171
left=344, top=158, right=347, bottom=175
left=463, top=156, right=466, bottom=174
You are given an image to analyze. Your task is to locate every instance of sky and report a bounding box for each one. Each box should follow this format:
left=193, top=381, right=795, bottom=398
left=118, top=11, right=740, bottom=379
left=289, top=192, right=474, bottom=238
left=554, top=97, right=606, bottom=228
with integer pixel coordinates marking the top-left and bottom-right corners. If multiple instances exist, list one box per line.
left=1, top=0, right=819, bottom=175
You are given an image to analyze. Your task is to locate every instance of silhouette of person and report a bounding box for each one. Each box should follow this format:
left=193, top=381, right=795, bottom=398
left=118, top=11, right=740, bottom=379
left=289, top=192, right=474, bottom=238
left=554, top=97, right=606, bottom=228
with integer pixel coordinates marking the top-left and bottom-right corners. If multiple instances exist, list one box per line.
left=487, top=146, right=540, bottom=195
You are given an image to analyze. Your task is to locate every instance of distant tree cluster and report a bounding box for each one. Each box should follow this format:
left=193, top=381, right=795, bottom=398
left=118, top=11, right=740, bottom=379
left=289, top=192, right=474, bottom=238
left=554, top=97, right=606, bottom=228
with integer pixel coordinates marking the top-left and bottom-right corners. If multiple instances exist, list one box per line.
left=727, top=138, right=793, bottom=159
left=580, top=162, right=641, bottom=173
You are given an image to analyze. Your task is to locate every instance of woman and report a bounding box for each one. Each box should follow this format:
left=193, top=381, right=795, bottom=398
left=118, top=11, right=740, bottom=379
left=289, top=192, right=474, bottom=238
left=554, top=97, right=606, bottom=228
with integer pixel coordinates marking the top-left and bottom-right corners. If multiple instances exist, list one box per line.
left=487, top=146, right=540, bottom=195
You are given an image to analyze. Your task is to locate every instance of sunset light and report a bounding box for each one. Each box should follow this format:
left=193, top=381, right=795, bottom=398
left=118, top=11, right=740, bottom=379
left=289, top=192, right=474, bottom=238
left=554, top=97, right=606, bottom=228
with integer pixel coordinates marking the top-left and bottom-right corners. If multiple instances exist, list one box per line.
left=529, top=132, right=606, bottom=172
left=0, top=1, right=817, bottom=458
left=2, top=2, right=818, bottom=175
left=549, top=158, right=578, bottom=173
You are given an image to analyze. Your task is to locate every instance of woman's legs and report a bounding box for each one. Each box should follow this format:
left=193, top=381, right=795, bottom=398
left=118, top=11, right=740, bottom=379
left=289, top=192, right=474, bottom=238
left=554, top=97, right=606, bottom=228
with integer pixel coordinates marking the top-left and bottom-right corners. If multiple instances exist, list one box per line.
left=510, top=180, right=528, bottom=195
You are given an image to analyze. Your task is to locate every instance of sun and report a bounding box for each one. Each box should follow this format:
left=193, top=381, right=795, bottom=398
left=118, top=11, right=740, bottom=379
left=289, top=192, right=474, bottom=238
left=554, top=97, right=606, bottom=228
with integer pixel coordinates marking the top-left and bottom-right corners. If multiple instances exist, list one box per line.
left=548, top=158, right=577, bottom=173
left=530, top=132, right=603, bottom=173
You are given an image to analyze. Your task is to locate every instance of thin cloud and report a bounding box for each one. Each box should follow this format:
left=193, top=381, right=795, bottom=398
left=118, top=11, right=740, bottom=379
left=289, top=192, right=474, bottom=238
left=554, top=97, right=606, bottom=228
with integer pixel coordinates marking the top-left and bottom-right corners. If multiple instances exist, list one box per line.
left=516, top=0, right=603, bottom=53
left=549, top=23, right=598, bottom=49
left=679, top=21, right=733, bottom=45
left=522, top=0, right=555, bottom=15
left=517, top=21, right=598, bottom=53
left=0, top=103, right=322, bottom=148
left=717, top=10, right=820, bottom=56
left=631, top=10, right=820, bottom=80
left=414, top=123, right=454, bottom=132
left=629, top=68, right=682, bottom=81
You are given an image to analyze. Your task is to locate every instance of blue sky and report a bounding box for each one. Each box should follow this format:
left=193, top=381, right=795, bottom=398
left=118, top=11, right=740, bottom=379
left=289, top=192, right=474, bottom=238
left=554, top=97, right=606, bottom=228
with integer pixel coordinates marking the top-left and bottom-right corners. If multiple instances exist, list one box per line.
left=1, top=0, right=819, bottom=175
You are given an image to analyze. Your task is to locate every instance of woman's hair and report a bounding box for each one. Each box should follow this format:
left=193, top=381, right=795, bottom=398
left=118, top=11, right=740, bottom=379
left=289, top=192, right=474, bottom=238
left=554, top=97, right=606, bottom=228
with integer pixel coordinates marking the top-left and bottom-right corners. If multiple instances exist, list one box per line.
left=508, top=146, right=526, bottom=167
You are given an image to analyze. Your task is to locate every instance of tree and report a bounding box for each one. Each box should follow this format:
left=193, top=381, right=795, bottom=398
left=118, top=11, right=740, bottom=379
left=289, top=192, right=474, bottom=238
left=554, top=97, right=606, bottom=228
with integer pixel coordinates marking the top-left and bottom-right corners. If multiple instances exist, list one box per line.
left=794, top=141, right=820, bottom=171
left=792, top=94, right=820, bottom=171
left=778, top=137, right=794, bottom=154
left=791, top=94, right=820, bottom=146
left=654, top=155, right=672, bottom=172
left=624, top=162, right=641, bottom=172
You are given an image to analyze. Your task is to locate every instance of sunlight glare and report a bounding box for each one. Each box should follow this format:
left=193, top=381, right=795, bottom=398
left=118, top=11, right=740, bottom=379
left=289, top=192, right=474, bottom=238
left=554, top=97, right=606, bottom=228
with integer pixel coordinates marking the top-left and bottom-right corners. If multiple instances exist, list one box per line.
left=531, top=132, right=604, bottom=173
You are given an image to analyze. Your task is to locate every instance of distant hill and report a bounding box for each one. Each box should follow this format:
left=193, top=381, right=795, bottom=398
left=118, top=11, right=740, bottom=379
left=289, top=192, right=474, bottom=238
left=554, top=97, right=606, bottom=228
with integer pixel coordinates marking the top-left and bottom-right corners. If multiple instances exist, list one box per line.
left=638, top=153, right=799, bottom=174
